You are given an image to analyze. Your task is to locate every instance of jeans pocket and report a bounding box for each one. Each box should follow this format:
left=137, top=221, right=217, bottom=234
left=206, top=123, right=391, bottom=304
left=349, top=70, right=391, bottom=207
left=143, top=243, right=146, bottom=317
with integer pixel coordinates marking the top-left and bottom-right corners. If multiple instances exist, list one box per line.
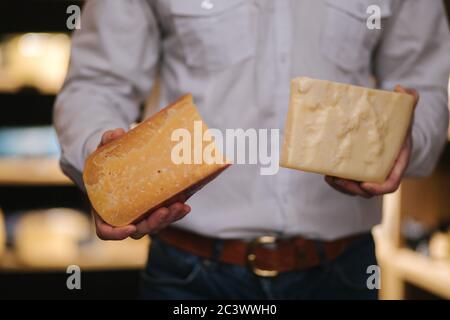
left=331, top=264, right=371, bottom=291
left=141, top=238, right=203, bottom=286
left=329, top=233, right=378, bottom=291
left=141, top=263, right=202, bottom=286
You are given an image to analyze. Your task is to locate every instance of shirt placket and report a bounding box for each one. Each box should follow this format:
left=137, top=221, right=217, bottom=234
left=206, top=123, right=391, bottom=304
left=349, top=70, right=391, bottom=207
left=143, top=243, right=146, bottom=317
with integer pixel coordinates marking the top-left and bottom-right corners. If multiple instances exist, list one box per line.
left=272, top=0, right=293, bottom=235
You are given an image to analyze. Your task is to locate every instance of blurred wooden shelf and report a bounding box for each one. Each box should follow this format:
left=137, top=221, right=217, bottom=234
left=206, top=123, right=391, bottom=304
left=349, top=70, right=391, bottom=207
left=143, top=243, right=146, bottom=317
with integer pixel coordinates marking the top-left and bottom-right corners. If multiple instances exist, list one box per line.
left=375, top=226, right=450, bottom=300
left=0, top=237, right=150, bottom=272
left=393, top=249, right=450, bottom=299
left=0, top=208, right=149, bottom=272
left=0, top=157, right=72, bottom=185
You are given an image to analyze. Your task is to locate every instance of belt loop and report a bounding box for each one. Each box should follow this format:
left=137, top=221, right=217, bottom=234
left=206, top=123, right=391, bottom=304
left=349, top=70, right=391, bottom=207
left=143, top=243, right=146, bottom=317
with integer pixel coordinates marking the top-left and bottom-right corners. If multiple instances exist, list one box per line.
left=313, top=240, right=329, bottom=268
left=211, top=239, right=224, bottom=262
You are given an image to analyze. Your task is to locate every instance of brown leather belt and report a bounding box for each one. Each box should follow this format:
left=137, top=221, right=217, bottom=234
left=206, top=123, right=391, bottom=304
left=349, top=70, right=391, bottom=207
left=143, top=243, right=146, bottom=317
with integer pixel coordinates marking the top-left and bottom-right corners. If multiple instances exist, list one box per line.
left=156, top=227, right=362, bottom=277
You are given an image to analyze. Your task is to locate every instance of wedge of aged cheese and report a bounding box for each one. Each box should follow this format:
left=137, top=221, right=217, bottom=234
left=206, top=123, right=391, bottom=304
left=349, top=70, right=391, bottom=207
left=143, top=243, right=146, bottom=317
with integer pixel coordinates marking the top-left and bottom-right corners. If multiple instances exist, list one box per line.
left=83, top=94, right=230, bottom=227
left=281, top=77, right=415, bottom=182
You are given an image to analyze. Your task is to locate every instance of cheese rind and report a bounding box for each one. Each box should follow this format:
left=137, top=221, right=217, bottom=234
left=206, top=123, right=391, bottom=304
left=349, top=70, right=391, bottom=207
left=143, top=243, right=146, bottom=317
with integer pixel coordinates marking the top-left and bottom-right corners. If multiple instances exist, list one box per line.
left=281, top=77, right=415, bottom=183
left=83, top=94, right=230, bottom=227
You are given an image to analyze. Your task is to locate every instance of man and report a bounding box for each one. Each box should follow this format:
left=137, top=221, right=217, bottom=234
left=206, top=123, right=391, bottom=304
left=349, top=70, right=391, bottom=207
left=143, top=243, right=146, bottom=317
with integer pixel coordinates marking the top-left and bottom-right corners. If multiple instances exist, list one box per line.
left=54, top=0, right=450, bottom=299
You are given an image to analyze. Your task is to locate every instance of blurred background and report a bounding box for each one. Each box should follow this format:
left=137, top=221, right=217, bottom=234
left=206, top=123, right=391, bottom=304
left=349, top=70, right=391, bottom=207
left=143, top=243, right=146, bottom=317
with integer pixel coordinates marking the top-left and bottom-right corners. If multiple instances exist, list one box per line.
left=0, top=0, right=448, bottom=299
left=0, top=1, right=149, bottom=299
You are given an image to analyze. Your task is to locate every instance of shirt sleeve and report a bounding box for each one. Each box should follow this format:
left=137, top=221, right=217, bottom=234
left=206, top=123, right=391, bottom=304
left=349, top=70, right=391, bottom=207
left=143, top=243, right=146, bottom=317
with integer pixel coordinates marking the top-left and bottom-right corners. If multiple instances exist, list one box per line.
left=53, top=0, right=160, bottom=190
left=374, top=0, right=450, bottom=178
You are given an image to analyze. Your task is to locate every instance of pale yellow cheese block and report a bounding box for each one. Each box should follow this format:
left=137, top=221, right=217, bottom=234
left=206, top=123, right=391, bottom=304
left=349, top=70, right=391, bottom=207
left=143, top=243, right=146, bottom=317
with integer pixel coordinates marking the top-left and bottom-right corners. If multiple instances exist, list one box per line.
left=281, top=77, right=415, bottom=183
left=83, top=94, right=230, bottom=227
left=15, top=208, right=90, bottom=268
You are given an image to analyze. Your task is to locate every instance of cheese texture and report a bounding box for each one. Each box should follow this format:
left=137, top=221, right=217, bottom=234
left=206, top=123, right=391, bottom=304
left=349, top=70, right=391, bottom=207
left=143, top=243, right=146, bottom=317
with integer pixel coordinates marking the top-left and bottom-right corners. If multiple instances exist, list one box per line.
left=281, top=77, right=415, bottom=182
left=83, top=94, right=230, bottom=227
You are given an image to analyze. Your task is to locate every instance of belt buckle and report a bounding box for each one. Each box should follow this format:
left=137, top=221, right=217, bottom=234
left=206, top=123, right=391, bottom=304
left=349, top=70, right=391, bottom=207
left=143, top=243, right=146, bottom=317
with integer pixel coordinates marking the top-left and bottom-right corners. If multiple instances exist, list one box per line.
left=247, top=235, right=279, bottom=277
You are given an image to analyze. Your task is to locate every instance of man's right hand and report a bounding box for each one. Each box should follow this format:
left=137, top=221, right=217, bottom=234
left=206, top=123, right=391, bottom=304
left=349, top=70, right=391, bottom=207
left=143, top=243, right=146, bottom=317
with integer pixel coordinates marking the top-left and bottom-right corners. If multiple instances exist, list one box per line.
left=92, top=128, right=191, bottom=240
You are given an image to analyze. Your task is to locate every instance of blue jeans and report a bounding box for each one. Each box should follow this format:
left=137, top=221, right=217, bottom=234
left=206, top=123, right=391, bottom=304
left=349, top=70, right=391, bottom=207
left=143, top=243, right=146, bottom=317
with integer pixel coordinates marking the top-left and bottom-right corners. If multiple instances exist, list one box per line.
left=140, top=233, right=378, bottom=300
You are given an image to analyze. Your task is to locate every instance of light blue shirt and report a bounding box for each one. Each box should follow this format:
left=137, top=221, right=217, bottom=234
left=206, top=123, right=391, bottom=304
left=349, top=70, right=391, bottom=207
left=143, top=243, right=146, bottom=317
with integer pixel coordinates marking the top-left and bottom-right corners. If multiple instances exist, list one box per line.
left=54, top=0, right=450, bottom=240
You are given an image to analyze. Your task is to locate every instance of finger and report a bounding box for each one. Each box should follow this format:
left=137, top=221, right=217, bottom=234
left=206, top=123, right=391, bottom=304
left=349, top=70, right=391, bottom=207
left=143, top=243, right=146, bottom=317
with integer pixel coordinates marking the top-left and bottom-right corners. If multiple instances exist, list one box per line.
left=394, top=85, right=419, bottom=107
left=394, top=86, right=418, bottom=138
left=325, top=176, right=371, bottom=198
left=153, top=203, right=189, bottom=230
left=131, top=204, right=191, bottom=239
left=168, top=202, right=191, bottom=221
left=131, top=207, right=171, bottom=239
left=99, top=130, right=115, bottom=147
left=99, top=128, right=126, bottom=147
left=361, top=138, right=411, bottom=195
left=183, top=204, right=191, bottom=216
left=93, top=211, right=136, bottom=240
left=332, top=177, right=372, bottom=198
left=111, top=128, right=126, bottom=139
left=325, top=176, right=356, bottom=196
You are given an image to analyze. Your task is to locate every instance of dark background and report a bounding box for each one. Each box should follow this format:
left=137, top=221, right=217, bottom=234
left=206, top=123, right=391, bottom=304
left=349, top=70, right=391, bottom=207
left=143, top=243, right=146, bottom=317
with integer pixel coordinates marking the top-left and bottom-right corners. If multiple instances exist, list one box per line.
left=0, top=0, right=140, bottom=300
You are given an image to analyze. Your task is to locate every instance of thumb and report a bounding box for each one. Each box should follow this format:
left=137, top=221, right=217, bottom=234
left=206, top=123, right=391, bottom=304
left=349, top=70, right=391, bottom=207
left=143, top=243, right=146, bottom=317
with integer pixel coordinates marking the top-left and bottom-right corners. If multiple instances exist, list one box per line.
left=99, top=128, right=126, bottom=147
left=394, top=85, right=419, bottom=108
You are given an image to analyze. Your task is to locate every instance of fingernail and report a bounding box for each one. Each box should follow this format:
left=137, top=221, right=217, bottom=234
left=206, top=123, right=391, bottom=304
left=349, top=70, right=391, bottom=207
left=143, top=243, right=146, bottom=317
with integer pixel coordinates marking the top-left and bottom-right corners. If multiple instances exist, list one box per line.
left=361, top=184, right=375, bottom=194
left=127, top=226, right=137, bottom=233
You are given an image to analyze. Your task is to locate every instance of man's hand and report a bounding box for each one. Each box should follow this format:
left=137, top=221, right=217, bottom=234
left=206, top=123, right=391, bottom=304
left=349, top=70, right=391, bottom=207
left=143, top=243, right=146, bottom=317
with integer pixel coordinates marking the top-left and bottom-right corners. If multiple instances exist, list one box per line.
left=325, top=85, right=419, bottom=198
left=92, top=128, right=191, bottom=240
